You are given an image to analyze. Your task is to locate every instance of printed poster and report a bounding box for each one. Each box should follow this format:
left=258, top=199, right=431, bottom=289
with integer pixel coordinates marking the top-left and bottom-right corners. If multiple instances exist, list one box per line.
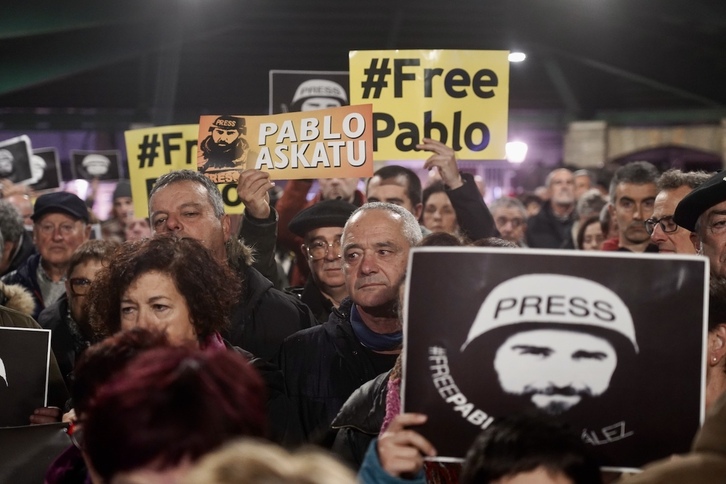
left=402, top=248, right=707, bottom=471
left=0, top=135, right=33, bottom=183
left=197, top=104, right=374, bottom=184
left=26, top=148, right=62, bottom=191
left=70, top=150, right=122, bottom=181
left=0, top=327, right=52, bottom=428
left=349, top=50, right=509, bottom=160
left=269, top=70, right=350, bottom=114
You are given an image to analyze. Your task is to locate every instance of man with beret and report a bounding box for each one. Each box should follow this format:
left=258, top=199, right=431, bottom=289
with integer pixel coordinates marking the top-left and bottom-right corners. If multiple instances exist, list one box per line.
left=2, top=192, right=91, bottom=319
left=199, top=115, right=254, bottom=173
left=674, top=169, right=726, bottom=276
left=646, top=169, right=709, bottom=254
left=287, top=198, right=357, bottom=323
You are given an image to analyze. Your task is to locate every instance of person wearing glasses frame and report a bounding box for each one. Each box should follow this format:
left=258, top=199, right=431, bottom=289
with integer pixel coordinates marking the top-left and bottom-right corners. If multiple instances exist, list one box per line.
left=287, top=198, right=358, bottom=324
left=646, top=169, right=710, bottom=254
left=675, top=169, right=726, bottom=277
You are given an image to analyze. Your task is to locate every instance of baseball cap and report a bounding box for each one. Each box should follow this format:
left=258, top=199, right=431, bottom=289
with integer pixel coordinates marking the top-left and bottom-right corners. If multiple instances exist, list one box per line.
left=32, top=192, right=89, bottom=223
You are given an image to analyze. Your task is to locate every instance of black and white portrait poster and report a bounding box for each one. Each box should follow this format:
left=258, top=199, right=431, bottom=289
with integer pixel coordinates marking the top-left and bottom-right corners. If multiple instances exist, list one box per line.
left=0, top=327, right=51, bottom=427
left=402, top=248, right=708, bottom=471
left=25, top=148, right=62, bottom=191
left=0, top=135, right=33, bottom=183
left=70, top=149, right=121, bottom=181
left=269, top=70, right=349, bottom=114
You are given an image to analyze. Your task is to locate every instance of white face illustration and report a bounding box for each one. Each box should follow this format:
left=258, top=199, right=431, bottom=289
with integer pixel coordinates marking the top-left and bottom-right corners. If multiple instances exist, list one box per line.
left=493, top=328, right=617, bottom=414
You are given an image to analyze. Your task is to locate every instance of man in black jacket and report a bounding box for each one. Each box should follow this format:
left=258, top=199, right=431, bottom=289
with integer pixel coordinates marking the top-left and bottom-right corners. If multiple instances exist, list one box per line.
left=279, top=202, right=422, bottom=443
left=287, top=199, right=358, bottom=324
left=148, top=170, right=315, bottom=361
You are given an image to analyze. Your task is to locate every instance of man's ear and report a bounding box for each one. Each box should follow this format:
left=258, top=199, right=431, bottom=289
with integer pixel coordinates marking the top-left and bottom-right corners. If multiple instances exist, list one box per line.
left=709, top=324, right=726, bottom=366
left=221, top=214, right=231, bottom=242
left=413, top=203, right=423, bottom=220
left=691, top=232, right=702, bottom=255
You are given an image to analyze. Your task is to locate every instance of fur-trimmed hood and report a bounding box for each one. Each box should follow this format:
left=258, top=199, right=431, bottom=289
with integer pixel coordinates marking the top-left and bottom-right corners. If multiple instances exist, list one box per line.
left=0, top=281, right=36, bottom=316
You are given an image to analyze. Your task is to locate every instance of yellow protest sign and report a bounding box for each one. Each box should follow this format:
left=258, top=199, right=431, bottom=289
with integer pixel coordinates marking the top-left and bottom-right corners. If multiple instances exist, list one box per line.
left=349, top=50, right=509, bottom=160
left=124, top=124, right=244, bottom=216
left=197, top=104, right=374, bottom=184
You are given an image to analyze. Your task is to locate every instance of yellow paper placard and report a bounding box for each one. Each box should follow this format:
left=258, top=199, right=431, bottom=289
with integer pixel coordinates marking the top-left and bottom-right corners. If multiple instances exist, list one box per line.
left=124, top=124, right=244, bottom=216
left=349, top=50, right=509, bottom=160
left=197, top=104, right=374, bottom=184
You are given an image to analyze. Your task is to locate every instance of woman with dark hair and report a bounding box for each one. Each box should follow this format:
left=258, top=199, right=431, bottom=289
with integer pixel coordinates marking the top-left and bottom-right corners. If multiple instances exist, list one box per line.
left=88, top=236, right=240, bottom=347
left=576, top=215, right=604, bottom=251
left=421, top=181, right=459, bottom=235
left=86, top=236, right=298, bottom=445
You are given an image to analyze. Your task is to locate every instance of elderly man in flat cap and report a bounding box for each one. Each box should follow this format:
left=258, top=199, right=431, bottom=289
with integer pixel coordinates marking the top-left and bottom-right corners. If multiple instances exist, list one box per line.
left=674, top=170, right=726, bottom=276
left=2, top=192, right=91, bottom=319
left=287, top=198, right=358, bottom=324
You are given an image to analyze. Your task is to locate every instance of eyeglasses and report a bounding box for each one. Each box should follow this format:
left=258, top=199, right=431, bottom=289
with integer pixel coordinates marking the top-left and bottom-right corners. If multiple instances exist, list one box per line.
left=66, top=420, right=84, bottom=450
left=644, top=216, right=678, bottom=235
left=37, top=222, right=80, bottom=236
left=495, top=216, right=524, bottom=229
left=69, top=277, right=93, bottom=296
left=304, top=238, right=342, bottom=260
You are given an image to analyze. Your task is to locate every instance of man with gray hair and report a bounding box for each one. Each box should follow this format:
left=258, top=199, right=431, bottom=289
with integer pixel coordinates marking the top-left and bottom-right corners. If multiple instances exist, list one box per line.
left=0, top=201, right=34, bottom=277
left=526, top=168, right=576, bottom=249
left=280, top=202, right=422, bottom=442
left=491, top=197, right=527, bottom=247
left=573, top=169, right=594, bottom=200
left=674, top=169, right=726, bottom=276
left=603, top=161, right=659, bottom=253
left=647, top=169, right=710, bottom=254
left=148, top=169, right=315, bottom=361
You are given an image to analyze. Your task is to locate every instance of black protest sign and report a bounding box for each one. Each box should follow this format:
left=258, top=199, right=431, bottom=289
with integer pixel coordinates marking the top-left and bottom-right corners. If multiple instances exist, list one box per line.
left=0, top=422, right=70, bottom=482
left=269, top=70, right=349, bottom=114
left=0, top=135, right=33, bottom=183
left=402, top=248, right=707, bottom=471
left=28, top=148, right=62, bottom=190
left=70, top=149, right=121, bottom=181
left=0, top=327, right=51, bottom=427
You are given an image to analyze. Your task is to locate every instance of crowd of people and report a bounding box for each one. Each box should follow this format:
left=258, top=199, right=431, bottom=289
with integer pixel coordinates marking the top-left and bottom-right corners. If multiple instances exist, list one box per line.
left=1, top=138, right=725, bottom=483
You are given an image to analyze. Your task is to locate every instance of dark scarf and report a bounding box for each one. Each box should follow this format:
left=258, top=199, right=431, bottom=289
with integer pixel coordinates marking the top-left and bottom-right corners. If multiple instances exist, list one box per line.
left=350, top=304, right=402, bottom=351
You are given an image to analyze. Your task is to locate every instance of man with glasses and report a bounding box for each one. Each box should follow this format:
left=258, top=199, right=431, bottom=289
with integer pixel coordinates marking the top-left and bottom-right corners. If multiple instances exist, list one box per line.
left=646, top=169, right=710, bottom=254
left=603, top=161, right=659, bottom=253
left=2, top=192, right=90, bottom=319
left=287, top=199, right=357, bottom=323
left=38, top=240, right=119, bottom=387
left=490, top=197, right=528, bottom=247
left=675, top=169, right=726, bottom=277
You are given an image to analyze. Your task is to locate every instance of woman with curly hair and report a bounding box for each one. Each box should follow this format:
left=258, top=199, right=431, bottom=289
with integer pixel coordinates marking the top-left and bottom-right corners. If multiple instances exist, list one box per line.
left=86, top=235, right=300, bottom=445
left=88, top=236, right=241, bottom=348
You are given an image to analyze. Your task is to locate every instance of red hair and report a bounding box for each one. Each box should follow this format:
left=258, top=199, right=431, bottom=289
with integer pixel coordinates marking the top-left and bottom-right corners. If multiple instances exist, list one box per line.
left=84, top=346, right=267, bottom=481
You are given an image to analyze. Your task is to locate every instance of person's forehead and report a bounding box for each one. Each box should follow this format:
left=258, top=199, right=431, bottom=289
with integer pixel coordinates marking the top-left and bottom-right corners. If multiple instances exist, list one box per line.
left=151, top=181, right=210, bottom=210
left=575, top=174, right=591, bottom=184
left=36, top=212, right=78, bottom=225
left=504, top=328, right=612, bottom=349
left=493, top=206, right=524, bottom=219
left=653, top=186, right=691, bottom=217
left=550, top=170, right=574, bottom=184
left=615, top=182, right=657, bottom=201
left=425, top=191, right=452, bottom=206
left=346, top=209, right=403, bottom=236
left=306, top=226, right=343, bottom=240
left=368, top=178, right=410, bottom=199
left=703, top=199, right=726, bottom=219
left=70, top=258, right=103, bottom=278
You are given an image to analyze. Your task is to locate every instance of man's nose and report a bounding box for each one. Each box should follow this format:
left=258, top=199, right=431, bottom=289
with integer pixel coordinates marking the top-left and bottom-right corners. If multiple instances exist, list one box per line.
left=632, top=204, right=645, bottom=220
left=359, top=251, right=378, bottom=275
left=52, top=227, right=64, bottom=240
left=164, top=214, right=182, bottom=232
left=650, top=223, right=667, bottom=243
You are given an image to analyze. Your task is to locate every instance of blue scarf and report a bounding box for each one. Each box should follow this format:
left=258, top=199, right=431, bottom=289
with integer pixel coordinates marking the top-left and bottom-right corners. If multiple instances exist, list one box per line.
left=350, top=304, right=403, bottom=351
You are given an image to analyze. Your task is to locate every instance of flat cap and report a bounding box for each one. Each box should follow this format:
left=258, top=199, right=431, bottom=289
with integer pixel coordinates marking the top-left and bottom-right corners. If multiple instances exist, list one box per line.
left=674, top=170, right=726, bottom=232
left=288, top=198, right=357, bottom=237
left=32, top=192, right=89, bottom=223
